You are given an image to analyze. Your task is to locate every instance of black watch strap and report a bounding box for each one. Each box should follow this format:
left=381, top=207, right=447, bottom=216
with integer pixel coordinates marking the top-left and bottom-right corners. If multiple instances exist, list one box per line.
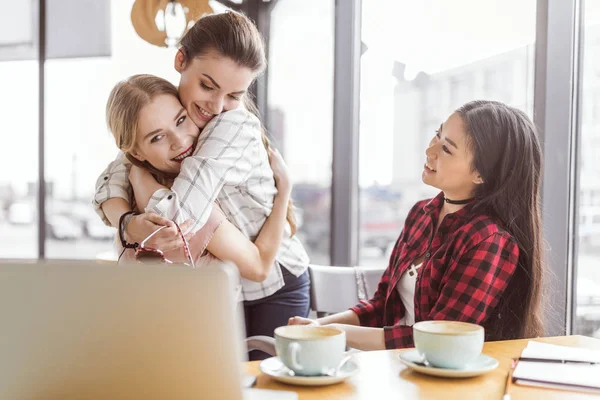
left=118, top=211, right=140, bottom=249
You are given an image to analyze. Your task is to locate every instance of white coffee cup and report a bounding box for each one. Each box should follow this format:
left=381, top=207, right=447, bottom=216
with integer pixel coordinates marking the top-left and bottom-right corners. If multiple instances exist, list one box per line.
left=274, top=325, right=346, bottom=376
left=412, top=321, right=484, bottom=369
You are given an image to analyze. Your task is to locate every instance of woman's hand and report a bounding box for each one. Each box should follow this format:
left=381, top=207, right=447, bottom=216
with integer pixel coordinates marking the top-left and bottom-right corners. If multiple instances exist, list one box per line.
left=125, top=212, right=193, bottom=252
left=268, top=148, right=292, bottom=196
left=288, top=316, right=320, bottom=326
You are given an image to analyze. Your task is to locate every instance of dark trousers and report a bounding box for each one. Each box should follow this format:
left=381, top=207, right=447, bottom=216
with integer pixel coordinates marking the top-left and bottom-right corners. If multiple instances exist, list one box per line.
left=244, top=266, right=310, bottom=360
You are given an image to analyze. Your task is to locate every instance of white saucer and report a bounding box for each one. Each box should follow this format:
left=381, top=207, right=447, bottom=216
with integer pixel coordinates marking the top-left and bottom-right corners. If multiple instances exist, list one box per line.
left=399, top=350, right=499, bottom=378
left=259, top=356, right=358, bottom=386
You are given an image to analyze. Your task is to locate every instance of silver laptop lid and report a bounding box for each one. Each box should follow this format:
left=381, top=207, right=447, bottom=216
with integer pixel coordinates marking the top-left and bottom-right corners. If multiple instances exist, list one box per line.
left=0, top=261, right=246, bottom=400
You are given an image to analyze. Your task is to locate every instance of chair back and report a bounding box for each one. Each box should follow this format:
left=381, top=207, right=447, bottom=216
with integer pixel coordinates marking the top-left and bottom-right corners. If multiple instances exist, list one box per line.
left=308, top=264, right=386, bottom=316
left=245, top=264, right=386, bottom=356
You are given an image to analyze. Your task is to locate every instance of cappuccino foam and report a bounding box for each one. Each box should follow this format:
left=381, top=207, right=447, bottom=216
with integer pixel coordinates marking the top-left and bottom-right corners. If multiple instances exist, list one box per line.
left=276, top=326, right=342, bottom=340
left=413, top=321, right=482, bottom=335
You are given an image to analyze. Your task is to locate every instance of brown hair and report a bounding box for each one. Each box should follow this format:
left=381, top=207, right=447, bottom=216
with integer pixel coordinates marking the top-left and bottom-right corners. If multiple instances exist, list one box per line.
left=179, top=11, right=297, bottom=235
left=105, top=74, right=180, bottom=184
left=456, top=100, right=544, bottom=340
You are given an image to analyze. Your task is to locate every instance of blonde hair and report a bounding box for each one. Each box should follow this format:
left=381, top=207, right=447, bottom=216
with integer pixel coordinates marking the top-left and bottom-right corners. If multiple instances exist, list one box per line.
left=106, top=74, right=180, bottom=181
left=180, top=11, right=297, bottom=236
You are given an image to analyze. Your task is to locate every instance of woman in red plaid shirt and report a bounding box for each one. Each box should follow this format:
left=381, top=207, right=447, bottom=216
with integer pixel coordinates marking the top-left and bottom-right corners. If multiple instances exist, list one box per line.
left=290, top=100, right=544, bottom=350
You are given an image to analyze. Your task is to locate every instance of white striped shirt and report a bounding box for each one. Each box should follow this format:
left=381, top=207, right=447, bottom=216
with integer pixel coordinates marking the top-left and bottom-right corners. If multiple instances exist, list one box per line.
left=93, top=108, right=310, bottom=300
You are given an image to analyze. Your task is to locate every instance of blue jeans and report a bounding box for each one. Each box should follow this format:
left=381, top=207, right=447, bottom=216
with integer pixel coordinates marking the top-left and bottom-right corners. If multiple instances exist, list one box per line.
left=244, top=265, right=310, bottom=360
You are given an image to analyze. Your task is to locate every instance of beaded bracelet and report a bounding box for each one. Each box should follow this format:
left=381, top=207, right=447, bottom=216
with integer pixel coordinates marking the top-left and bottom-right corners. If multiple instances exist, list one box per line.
left=118, top=211, right=140, bottom=249
left=123, top=212, right=136, bottom=235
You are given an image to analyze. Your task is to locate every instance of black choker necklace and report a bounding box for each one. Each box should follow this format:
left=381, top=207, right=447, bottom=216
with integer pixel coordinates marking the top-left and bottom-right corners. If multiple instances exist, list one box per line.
left=444, top=196, right=473, bottom=205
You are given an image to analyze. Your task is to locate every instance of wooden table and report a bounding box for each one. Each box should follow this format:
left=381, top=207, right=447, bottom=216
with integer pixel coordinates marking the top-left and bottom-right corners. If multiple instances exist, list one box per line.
left=244, top=335, right=600, bottom=399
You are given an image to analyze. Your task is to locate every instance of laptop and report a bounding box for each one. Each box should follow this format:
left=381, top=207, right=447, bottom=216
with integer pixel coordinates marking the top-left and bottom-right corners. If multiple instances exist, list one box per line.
left=0, top=261, right=296, bottom=400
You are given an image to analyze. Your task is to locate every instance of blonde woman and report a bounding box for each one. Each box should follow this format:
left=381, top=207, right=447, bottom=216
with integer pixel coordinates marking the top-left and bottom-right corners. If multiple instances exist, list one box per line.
left=103, top=74, right=291, bottom=281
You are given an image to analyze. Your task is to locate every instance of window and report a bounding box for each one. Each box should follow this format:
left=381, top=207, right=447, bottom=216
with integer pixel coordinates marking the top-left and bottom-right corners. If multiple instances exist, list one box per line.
left=267, top=0, right=335, bottom=265
left=358, top=0, right=536, bottom=266
left=0, top=0, right=36, bottom=61
left=44, top=0, right=179, bottom=260
left=0, top=60, right=39, bottom=258
left=0, top=1, right=38, bottom=258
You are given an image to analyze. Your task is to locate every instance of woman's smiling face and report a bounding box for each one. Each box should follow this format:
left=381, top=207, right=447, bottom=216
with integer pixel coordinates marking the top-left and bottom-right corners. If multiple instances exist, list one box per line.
left=422, top=113, right=482, bottom=200
left=130, top=94, right=199, bottom=174
left=175, top=49, right=257, bottom=129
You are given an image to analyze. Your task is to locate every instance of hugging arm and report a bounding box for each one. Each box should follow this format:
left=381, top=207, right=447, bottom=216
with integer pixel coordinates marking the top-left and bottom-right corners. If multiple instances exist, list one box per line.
left=128, top=147, right=293, bottom=282
left=93, top=152, right=133, bottom=226
left=128, top=166, right=167, bottom=212
left=205, top=148, right=292, bottom=281
left=93, top=153, right=187, bottom=250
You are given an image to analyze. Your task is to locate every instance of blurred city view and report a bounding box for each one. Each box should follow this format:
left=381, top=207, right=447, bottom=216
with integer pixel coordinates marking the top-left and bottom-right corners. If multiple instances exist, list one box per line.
left=0, top=0, right=598, bottom=338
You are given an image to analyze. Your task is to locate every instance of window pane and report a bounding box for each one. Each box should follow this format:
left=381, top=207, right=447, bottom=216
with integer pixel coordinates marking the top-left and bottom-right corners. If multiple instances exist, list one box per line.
left=44, top=0, right=180, bottom=260
left=268, top=0, right=334, bottom=265
left=0, top=2, right=38, bottom=258
left=358, top=0, right=536, bottom=266
left=573, top=1, right=600, bottom=339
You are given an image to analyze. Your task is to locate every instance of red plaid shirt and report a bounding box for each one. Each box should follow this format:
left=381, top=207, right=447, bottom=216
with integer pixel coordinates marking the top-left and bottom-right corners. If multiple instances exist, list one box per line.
left=350, top=192, right=519, bottom=349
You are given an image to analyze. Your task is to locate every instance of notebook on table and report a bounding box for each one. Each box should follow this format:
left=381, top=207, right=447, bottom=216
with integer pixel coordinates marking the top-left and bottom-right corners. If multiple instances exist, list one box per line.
left=513, top=341, right=600, bottom=393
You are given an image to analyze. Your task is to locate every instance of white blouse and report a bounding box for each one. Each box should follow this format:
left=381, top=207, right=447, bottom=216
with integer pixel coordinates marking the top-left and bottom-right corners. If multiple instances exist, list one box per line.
left=395, top=263, right=423, bottom=326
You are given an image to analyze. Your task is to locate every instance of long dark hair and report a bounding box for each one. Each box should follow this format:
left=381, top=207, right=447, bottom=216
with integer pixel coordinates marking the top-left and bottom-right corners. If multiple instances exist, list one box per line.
left=179, top=11, right=297, bottom=235
left=456, top=100, right=544, bottom=339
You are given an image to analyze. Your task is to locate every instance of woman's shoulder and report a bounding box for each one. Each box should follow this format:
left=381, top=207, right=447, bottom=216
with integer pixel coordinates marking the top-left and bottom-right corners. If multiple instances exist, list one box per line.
left=403, top=196, right=438, bottom=225
left=406, top=198, right=432, bottom=217
left=439, top=213, right=518, bottom=265
left=199, top=108, right=262, bottom=145
left=207, top=108, right=261, bottom=130
left=456, top=213, right=515, bottom=247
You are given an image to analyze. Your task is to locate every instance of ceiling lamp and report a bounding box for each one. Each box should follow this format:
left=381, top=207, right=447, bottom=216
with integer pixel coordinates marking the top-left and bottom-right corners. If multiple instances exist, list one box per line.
left=131, top=0, right=213, bottom=48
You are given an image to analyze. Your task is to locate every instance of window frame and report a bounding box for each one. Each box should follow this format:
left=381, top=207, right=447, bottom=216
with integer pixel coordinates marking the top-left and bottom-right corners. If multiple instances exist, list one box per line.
left=533, top=0, right=583, bottom=336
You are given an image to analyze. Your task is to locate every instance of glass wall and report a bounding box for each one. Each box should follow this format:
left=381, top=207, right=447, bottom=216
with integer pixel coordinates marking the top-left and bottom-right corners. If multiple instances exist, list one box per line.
left=43, top=0, right=181, bottom=260
left=0, top=60, right=39, bottom=258
left=357, top=0, right=536, bottom=267
left=0, top=1, right=38, bottom=259
left=573, top=0, right=600, bottom=339
left=267, top=0, right=335, bottom=265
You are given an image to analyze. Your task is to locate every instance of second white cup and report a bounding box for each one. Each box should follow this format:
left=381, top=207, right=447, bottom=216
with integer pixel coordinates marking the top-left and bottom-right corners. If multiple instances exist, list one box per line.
left=412, top=321, right=484, bottom=369
left=274, top=325, right=346, bottom=376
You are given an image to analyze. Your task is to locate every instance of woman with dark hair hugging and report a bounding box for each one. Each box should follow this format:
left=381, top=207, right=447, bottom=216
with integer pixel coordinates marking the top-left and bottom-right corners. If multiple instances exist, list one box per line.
left=290, top=100, right=545, bottom=350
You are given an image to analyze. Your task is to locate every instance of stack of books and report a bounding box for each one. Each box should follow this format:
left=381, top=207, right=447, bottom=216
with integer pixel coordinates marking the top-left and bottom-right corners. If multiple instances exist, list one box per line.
left=512, top=341, right=600, bottom=393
